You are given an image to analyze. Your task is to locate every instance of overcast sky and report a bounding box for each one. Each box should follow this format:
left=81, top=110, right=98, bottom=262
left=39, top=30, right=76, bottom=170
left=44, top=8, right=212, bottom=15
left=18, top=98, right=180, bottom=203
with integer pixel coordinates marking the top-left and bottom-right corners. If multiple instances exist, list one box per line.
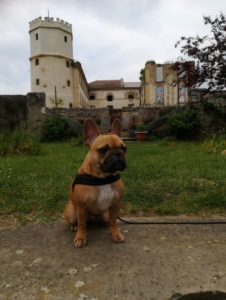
left=0, top=0, right=224, bottom=94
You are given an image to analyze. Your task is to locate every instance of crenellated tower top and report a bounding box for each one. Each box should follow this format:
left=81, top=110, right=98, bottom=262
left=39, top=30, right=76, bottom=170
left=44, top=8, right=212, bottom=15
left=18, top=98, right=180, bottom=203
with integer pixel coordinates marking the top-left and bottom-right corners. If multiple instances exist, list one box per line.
left=29, top=16, right=72, bottom=34
left=29, top=16, right=73, bottom=60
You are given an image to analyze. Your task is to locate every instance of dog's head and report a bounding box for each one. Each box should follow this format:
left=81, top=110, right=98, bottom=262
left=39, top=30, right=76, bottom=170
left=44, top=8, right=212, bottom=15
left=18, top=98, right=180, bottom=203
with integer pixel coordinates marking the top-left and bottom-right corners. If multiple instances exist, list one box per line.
left=83, top=118, right=127, bottom=175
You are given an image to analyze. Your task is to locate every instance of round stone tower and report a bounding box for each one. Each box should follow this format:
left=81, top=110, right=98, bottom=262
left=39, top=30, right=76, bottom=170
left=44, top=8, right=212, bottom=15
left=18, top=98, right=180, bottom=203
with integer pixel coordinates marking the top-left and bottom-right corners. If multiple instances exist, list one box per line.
left=29, top=16, right=74, bottom=108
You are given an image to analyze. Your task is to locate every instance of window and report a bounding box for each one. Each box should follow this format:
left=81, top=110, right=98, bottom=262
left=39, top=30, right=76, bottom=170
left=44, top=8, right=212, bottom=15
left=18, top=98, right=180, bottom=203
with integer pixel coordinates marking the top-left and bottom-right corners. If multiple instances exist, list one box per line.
left=69, top=103, right=73, bottom=108
left=36, top=79, right=40, bottom=85
left=156, top=66, right=163, bottom=82
left=156, top=86, right=164, bottom=104
left=179, top=86, right=185, bottom=103
left=89, top=93, right=95, bottom=100
left=35, top=33, right=38, bottom=40
left=66, top=60, right=70, bottom=67
left=35, top=58, right=39, bottom=65
left=67, top=80, right=70, bottom=87
left=107, top=94, right=113, bottom=101
left=64, top=36, right=67, bottom=42
left=128, top=94, right=134, bottom=99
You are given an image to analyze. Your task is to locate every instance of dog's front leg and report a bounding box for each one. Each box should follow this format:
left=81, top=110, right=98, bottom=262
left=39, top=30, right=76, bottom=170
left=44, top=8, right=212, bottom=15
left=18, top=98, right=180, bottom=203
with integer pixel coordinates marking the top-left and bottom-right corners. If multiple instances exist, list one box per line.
left=109, top=201, right=125, bottom=243
left=74, top=205, right=87, bottom=248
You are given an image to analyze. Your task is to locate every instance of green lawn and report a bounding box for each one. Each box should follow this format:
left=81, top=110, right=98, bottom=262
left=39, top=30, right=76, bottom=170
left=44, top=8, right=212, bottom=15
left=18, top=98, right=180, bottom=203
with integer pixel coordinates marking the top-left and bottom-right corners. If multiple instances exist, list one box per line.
left=0, top=139, right=226, bottom=223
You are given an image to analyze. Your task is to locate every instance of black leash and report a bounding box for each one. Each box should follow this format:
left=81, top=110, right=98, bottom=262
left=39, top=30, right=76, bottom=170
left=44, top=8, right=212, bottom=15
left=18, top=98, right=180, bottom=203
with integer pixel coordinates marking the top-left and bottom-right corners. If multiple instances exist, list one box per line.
left=117, top=216, right=226, bottom=225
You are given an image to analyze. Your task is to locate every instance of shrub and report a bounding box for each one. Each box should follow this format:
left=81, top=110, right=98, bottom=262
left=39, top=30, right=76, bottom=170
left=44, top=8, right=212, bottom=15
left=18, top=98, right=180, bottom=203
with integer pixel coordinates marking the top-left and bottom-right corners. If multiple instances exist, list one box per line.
left=0, top=132, right=41, bottom=156
left=166, top=110, right=200, bottom=139
left=41, top=115, right=69, bottom=141
left=159, top=107, right=175, bottom=118
left=143, top=116, right=154, bottom=125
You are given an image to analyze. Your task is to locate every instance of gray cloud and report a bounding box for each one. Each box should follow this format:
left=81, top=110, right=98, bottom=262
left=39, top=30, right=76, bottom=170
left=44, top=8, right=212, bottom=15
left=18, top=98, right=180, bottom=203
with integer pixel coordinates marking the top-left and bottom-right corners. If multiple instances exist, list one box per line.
left=0, top=0, right=225, bottom=93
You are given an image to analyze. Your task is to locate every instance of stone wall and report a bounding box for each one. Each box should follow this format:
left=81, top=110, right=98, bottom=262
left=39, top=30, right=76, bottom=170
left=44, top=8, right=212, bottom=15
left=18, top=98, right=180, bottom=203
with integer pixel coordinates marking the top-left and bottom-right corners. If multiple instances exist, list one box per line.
left=188, top=89, right=226, bottom=136
left=0, top=89, right=225, bottom=137
left=188, top=89, right=226, bottom=112
left=0, top=93, right=45, bottom=135
left=48, top=106, right=165, bottom=136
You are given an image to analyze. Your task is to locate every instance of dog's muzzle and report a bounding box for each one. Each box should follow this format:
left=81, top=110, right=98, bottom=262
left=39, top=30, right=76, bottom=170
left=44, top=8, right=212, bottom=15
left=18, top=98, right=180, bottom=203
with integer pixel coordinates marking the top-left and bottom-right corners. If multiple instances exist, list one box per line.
left=100, top=150, right=127, bottom=173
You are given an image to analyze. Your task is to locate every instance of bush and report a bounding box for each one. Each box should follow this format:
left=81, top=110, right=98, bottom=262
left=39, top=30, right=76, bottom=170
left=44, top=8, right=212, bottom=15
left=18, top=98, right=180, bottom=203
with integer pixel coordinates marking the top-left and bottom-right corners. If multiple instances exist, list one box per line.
left=166, top=110, right=200, bottom=139
left=0, top=132, right=41, bottom=156
left=41, top=115, right=69, bottom=141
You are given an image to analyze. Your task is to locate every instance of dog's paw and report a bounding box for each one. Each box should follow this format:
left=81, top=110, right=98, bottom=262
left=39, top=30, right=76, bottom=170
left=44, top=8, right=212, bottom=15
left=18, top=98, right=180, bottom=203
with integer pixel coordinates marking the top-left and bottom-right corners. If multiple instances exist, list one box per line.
left=111, top=230, right=125, bottom=243
left=73, top=236, right=87, bottom=248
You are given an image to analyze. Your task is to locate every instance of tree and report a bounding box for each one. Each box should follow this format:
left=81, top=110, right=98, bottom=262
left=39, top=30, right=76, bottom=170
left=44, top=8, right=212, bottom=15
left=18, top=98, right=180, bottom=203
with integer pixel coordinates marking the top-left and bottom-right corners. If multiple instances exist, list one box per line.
left=173, top=12, right=226, bottom=90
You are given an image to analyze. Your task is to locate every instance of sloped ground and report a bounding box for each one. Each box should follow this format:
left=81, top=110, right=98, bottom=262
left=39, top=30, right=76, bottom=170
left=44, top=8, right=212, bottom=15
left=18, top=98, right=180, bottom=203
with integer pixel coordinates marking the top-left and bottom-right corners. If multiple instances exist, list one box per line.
left=1, top=218, right=226, bottom=300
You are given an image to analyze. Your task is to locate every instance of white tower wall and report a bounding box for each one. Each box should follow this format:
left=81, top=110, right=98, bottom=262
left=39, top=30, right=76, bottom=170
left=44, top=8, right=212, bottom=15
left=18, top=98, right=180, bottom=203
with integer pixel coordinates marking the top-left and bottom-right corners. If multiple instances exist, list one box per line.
left=29, top=17, right=74, bottom=108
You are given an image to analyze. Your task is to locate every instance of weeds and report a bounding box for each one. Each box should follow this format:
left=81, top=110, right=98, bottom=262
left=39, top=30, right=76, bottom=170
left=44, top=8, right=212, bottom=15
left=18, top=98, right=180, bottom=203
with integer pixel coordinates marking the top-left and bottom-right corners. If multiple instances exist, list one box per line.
left=202, top=135, right=226, bottom=155
left=0, top=132, right=41, bottom=156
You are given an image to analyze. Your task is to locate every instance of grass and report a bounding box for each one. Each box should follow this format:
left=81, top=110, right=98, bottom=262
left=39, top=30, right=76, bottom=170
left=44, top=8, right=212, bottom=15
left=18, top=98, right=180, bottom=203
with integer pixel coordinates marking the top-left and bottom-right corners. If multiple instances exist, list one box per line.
left=0, top=139, right=226, bottom=223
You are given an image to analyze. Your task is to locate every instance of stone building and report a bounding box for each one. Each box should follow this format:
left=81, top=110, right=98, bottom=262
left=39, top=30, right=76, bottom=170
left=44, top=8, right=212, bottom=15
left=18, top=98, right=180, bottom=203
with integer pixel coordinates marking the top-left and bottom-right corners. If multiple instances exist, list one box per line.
left=89, top=79, right=140, bottom=109
left=141, top=60, right=188, bottom=106
left=29, top=16, right=188, bottom=109
left=29, top=16, right=140, bottom=109
left=29, top=17, right=91, bottom=109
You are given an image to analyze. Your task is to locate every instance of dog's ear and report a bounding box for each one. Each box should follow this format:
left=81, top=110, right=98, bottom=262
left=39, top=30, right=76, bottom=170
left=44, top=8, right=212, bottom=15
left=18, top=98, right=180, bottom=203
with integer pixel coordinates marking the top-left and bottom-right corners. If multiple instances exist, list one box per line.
left=111, top=119, right=122, bottom=137
left=84, top=118, right=100, bottom=146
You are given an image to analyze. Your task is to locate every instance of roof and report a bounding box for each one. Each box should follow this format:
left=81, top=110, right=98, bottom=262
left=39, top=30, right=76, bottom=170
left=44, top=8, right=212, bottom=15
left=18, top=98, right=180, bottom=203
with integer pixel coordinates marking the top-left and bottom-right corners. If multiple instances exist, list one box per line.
left=89, top=80, right=123, bottom=89
left=124, top=82, right=141, bottom=88
left=89, top=79, right=140, bottom=90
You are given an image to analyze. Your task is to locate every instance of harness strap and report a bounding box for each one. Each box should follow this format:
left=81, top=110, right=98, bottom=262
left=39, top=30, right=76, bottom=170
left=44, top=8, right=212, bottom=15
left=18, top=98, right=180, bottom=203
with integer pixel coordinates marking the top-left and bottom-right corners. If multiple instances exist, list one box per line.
left=72, top=173, right=121, bottom=191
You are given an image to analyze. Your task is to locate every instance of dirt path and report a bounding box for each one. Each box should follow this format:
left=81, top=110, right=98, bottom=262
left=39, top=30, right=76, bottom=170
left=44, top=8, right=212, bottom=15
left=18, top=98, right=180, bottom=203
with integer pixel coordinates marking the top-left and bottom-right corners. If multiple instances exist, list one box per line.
left=1, top=218, right=226, bottom=300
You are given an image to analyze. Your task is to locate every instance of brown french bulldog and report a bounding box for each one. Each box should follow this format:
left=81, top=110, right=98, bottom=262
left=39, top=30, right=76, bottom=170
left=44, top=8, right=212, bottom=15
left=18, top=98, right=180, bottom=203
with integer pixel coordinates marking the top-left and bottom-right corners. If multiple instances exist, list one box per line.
left=64, top=118, right=127, bottom=248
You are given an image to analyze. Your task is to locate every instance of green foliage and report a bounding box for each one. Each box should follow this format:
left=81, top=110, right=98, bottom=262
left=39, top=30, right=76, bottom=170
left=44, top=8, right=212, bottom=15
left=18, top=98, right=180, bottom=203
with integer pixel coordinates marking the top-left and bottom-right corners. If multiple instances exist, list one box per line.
left=166, top=110, right=200, bottom=139
left=202, top=101, right=225, bottom=118
left=202, top=135, right=226, bottom=154
left=41, top=115, right=69, bottom=141
left=0, top=132, right=41, bottom=156
left=49, top=97, right=64, bottom=107
left=136, top=123, right=146, bottom=131
left=139, top=68, right=145, bottom=82
left=143, top=116, right=154, bottom=125
left=159, top=107, right=175, bottom=118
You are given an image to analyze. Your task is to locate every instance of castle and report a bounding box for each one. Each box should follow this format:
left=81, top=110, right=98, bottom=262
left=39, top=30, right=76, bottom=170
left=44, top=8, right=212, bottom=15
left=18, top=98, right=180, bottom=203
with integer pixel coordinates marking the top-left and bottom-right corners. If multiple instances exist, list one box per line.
left=29, top=17, right=188, bottom=109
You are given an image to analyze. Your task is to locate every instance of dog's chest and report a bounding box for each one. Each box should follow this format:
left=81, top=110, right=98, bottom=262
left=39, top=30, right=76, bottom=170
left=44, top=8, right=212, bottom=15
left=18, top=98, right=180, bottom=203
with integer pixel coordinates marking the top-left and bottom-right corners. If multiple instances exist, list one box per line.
left=93, top=184, right=118, bottom=212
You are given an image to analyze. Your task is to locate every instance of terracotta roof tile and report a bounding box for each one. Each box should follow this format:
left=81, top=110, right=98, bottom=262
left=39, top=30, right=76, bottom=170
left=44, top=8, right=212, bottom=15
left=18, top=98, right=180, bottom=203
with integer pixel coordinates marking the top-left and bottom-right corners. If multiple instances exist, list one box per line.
left=89, top=80, right=123, bottom=89
left=89, top=79, right=140, bottom=90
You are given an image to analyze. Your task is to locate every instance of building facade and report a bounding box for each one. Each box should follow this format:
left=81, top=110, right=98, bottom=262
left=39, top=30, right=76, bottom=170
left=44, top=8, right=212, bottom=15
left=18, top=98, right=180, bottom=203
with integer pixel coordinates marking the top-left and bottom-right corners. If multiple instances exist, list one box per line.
left=88, top=80, right=140, bottom=109
left=29, top=17, right=187, bottom=109
left=142, top=61, right=188, bottom=106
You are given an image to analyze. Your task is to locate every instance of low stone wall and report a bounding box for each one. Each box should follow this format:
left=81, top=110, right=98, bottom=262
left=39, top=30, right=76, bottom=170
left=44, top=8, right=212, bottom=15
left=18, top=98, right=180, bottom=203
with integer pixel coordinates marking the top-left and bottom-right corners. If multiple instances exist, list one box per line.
left=0, top=93, right=46, bottom=135
left=0, top=89, right=225, bottom=137
left=48, top=106, right=165, bottom=136
left=188, top=89, right=226, bottom=112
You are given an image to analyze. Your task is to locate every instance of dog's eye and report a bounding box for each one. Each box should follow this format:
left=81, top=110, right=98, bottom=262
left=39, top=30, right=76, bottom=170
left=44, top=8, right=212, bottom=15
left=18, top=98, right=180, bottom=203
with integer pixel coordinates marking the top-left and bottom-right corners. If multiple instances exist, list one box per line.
left=98, top=145, right=110, bottom=155
left=121, top=145, right=127, bottom=153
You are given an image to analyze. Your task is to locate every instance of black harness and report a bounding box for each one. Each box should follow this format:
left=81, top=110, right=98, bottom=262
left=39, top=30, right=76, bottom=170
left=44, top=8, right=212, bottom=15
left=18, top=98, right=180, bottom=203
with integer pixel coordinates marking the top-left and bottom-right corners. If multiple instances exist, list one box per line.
left=72, top=173, right=121, bottom=191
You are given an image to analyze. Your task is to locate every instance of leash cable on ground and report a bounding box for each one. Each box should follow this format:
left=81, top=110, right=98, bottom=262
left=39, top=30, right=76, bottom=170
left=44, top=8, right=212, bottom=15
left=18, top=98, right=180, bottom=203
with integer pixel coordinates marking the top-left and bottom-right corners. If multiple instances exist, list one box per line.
left=117, top=216, right=226, bottom=225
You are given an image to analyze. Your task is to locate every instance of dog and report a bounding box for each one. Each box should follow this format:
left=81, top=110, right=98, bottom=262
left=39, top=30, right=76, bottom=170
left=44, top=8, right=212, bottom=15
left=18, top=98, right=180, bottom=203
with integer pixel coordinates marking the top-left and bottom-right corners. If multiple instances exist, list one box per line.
left=64, top=118, right=127, bottom=248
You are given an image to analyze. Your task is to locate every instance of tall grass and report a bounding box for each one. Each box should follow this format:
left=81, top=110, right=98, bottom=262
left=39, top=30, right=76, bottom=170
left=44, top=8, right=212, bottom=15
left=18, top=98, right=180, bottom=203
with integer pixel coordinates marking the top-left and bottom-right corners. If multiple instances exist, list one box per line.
left=0, top=132, right=41, bottom=156
left=202, top=134, right=226, bottom=155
